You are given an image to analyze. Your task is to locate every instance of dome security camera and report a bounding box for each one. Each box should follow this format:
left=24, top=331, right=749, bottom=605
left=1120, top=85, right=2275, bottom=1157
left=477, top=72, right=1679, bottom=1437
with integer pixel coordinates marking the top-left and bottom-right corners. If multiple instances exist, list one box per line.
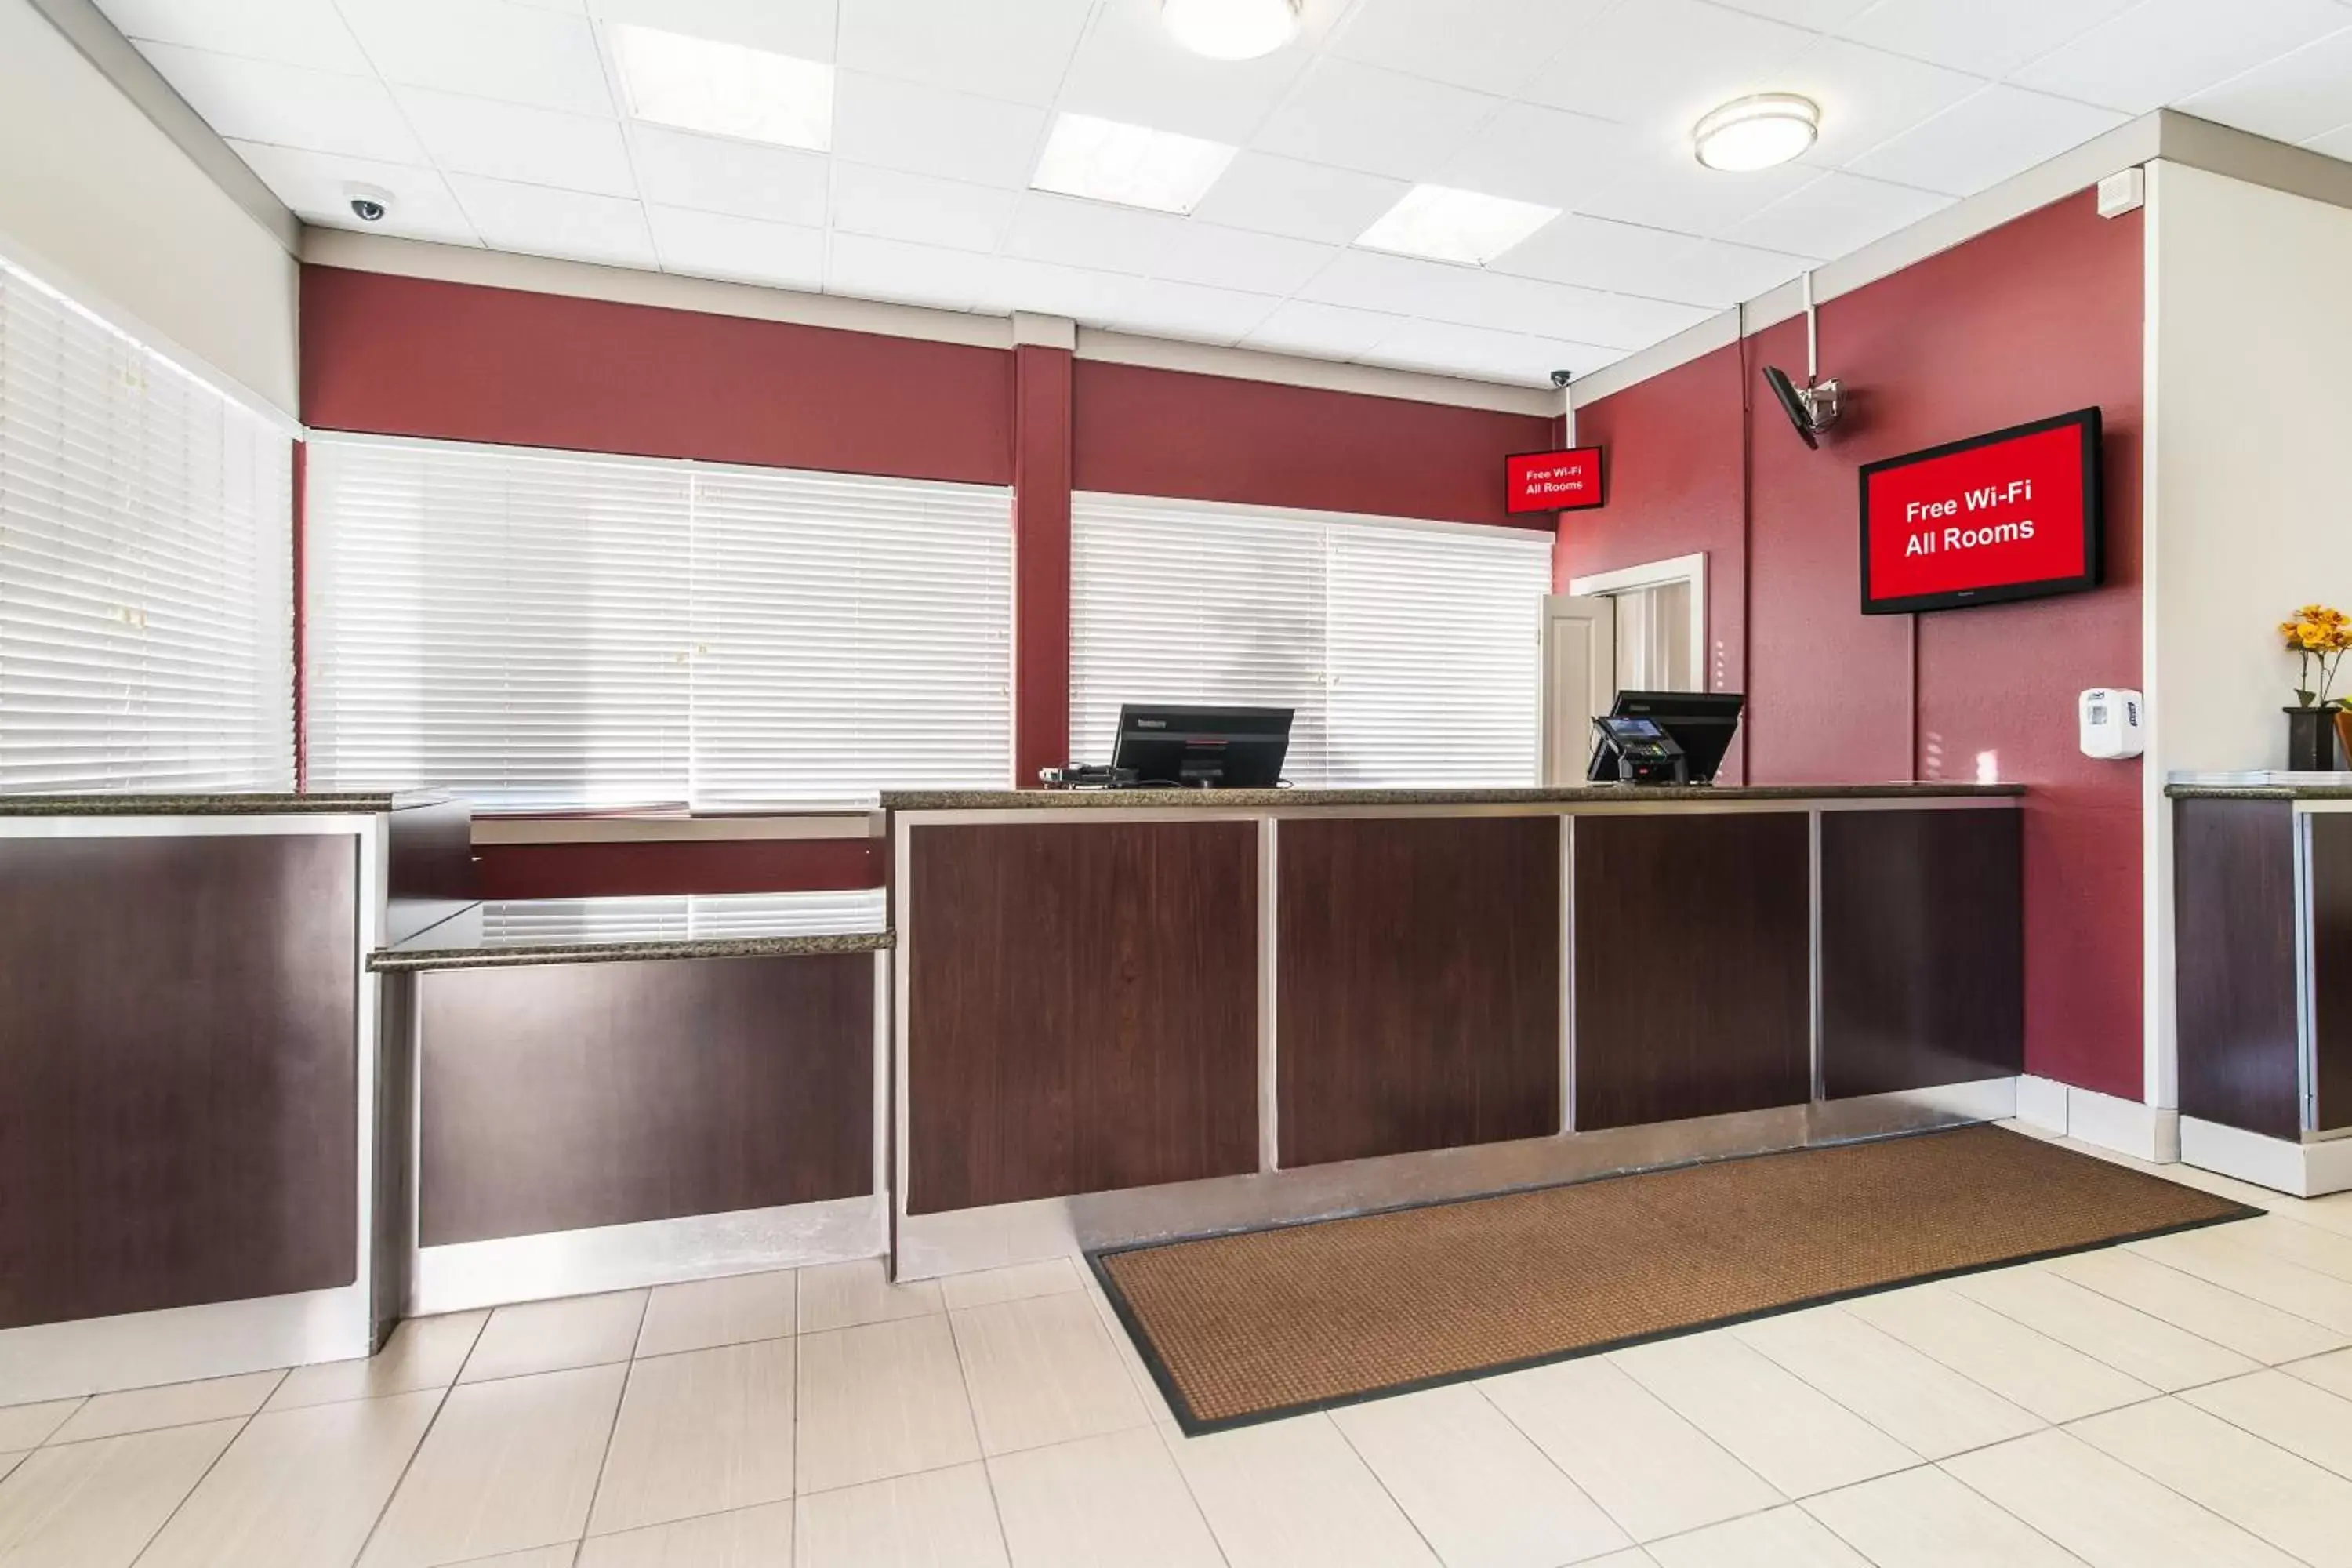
left=345, top=183, right=394, bottom=223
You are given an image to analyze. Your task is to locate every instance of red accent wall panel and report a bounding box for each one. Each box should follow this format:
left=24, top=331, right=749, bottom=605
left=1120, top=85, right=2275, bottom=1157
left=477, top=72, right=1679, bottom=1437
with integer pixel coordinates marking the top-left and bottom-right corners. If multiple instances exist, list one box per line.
left=1072, top=361, right=1557, bottom=530
left=473, top=837, right=883, bottom=900
left=299, top=265, right=1015, bottom=485
left=1014, top=344, right=1074, bottom=783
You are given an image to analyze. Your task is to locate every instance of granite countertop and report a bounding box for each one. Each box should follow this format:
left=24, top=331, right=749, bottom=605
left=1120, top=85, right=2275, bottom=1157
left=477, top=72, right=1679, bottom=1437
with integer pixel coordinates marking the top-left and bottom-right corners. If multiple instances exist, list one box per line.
left=2167, top=774, right=2352, bottom=800
left=882, top=782, right=2026, bottom=810
left=371, top=889, right=893, bottom=972
left=0, top=790, right=451, bottom=816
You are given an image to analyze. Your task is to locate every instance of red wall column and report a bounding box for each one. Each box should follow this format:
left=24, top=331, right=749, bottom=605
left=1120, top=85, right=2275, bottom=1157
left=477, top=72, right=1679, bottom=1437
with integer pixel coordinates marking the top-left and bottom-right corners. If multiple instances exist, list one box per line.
left=1013, top=342, right=1074, bottom=785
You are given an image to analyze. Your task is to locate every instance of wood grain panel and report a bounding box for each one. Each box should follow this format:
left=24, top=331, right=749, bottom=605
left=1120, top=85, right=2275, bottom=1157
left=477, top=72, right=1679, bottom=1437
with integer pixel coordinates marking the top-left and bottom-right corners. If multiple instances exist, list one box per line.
left=906, top=821, right=1258, bottom=1214
left=2173, top=798, right=2300, bottom=1138
left=2311, top=813, right=2352, bottom=1134
left=387, top=797, right=475, bottom=945
left=418, top=953, right=873, bottom=1246
left=1820, top=808, right=2023, bottom=1098
left=0, top=833, right=359, bottom=1330
left=1276, top=816, right=1559, bottom=1167
left=1573, top=811, right=1810, bottom=1131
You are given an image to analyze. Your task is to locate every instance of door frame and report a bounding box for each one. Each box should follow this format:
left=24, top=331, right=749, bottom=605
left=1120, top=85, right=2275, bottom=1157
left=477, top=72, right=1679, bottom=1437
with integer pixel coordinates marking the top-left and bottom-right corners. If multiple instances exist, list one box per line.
left=1568, top=551, right=1708, bottom=695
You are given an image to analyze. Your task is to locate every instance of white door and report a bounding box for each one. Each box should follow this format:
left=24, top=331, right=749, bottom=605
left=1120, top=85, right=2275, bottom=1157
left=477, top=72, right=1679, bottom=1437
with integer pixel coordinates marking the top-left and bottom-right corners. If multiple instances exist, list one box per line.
left=1540, top=593, right=1616, bottom=785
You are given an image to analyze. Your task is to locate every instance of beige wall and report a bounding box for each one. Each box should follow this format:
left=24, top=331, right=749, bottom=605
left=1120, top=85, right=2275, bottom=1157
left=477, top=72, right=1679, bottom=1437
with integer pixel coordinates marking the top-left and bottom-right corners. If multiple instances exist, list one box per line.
left=0, top=0, right=298, bottom=418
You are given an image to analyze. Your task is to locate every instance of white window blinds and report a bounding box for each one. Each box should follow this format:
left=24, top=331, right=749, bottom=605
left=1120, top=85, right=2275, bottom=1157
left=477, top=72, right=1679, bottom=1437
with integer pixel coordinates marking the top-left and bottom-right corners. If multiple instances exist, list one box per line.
left=1070, top=492, right=1550, bottom=788
left=0, top=256, right=293, bottom=792
left=303, top=435, right=1011, bottom=809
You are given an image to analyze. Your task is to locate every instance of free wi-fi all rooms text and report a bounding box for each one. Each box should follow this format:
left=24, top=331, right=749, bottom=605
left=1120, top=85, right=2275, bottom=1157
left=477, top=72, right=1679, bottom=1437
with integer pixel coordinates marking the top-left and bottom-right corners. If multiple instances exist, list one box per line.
left=1900, top=479, right=2034, bottom=556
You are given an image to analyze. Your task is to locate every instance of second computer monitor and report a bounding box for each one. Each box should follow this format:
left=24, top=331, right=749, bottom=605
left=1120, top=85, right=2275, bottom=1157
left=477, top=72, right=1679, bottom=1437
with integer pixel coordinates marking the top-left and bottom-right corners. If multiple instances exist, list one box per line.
left=1589, top=691, right=1744, bottom=783
left=1112, top=704, right=1292, bottom=789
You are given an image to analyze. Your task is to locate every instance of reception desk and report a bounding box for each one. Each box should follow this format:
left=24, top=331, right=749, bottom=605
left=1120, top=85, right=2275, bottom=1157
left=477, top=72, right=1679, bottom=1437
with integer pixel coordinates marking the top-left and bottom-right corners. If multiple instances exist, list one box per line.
left=884, top=784, right=2024, bottom=1277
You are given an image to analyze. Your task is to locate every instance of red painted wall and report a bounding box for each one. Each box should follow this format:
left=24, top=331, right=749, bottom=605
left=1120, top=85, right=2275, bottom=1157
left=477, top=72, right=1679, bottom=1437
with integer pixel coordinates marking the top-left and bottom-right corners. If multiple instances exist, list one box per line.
left=1562, top=191, right=2145, bottom=1098
left=472, top=837, right=880, bottom=900
left=1013, top=345, right=1074, bottom=783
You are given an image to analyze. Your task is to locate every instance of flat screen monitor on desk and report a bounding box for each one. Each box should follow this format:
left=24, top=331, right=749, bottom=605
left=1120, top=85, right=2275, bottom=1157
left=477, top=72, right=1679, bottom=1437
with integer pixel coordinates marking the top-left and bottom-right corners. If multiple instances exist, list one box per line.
left=1588, top=691, right=1744, bottom=784
left=1112, top=705, right=1292, bottom=789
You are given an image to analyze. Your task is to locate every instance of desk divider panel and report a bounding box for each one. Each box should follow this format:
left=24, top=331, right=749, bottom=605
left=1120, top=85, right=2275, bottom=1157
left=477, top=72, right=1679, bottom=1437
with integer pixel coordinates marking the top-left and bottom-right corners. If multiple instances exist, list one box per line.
left=2173, top=799, right=2302, bottom=1138
left=2312, top=813, right=2352, bottom=1133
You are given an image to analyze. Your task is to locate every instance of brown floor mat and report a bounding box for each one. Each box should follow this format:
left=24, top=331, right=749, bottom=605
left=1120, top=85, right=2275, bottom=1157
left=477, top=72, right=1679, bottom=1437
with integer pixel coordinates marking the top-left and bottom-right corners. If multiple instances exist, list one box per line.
left=1092, top=1125, right=2258, bottom=1432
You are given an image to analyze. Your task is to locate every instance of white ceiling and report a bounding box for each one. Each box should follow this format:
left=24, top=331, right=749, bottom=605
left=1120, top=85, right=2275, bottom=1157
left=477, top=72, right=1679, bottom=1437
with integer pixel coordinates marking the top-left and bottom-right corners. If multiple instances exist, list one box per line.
left=96, top=0, right=2352, bottom=387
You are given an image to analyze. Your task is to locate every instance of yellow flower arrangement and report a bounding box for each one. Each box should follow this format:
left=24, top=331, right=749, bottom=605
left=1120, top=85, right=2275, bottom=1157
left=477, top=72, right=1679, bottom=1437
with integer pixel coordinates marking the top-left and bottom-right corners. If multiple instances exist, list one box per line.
left=2281, top=604, right=2352, bottom=708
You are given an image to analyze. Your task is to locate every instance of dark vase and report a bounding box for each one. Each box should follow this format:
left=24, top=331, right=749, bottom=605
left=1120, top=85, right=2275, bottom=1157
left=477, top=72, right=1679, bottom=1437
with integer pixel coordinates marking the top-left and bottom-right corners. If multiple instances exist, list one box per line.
left=2286, top=706, right=2342, bottom=771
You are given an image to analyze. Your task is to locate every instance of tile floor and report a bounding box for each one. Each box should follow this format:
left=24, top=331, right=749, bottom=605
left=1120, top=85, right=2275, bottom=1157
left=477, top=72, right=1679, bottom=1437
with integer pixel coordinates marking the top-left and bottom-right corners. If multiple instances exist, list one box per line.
left=9, top=1125, right=2352, bottom=1566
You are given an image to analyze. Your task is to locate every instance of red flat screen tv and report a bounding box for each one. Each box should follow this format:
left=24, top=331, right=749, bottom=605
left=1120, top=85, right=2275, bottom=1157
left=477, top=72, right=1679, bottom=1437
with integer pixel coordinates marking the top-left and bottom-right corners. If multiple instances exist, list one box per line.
left=1859, top=407, right=2102, bottom=615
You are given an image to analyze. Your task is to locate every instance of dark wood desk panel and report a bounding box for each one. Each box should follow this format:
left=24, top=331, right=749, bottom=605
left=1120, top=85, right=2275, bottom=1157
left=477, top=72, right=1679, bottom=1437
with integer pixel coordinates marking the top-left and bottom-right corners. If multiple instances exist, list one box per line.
left=2313, top=813, right=2352, bottom=1133
left=418, top=953, right=872, bottom=1246
left=2174, top=799, right=2301, bottom=1138
left=1820, top=808, right=2023, bottom=1098
left=1573, top=811, right=1810, bottom=1131
left=0, top=833, right=358, bottom=1330
left=1276, top=815, right=1559, bottom=1166
left=906, top=820, right=1258, bottom=1214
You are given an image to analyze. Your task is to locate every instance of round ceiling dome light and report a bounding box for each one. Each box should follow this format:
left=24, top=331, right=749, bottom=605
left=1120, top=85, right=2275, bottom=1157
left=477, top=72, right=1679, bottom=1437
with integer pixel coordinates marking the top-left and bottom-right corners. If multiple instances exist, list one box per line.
left=1692, top=93, right=1820, bottom=172
left=1161, top=0, right=1301, bottom=60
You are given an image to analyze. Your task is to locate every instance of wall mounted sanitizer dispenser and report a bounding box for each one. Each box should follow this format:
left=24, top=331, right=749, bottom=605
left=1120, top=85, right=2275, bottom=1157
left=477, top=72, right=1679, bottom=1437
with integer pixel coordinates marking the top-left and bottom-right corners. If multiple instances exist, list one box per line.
left=2079, top=688, right=2145, bottom=759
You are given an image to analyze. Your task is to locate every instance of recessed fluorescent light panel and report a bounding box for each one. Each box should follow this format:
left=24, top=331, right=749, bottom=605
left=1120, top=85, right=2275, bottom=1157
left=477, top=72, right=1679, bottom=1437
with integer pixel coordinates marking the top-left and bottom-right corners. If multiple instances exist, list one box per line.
left=1356, top=184, right=1560, bottom=266
left=608, top=23, right=833, bottom=151
left=1030, top=114, right=1238, bottom=214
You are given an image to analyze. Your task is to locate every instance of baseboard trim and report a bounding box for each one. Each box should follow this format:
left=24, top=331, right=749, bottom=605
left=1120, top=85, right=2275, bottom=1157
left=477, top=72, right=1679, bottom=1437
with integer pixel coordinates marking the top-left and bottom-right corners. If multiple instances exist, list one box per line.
left=2181, top=1117, right=2352, bottom=1198
left=2016, top=1076, right=2180, bottom=1163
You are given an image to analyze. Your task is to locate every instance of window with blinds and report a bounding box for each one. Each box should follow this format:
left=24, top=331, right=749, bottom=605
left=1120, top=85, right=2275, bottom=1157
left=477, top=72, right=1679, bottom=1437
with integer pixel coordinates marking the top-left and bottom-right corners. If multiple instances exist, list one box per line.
left=1070, top=492, right=1551, bottom=787
left=303, top=435, right=1011, bottom=809
left=0, top=256, right=293, bottom=792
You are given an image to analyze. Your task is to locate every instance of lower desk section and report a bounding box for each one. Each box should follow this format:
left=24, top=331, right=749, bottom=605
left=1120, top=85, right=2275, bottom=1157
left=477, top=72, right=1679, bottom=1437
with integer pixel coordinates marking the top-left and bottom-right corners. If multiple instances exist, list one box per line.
left=892, top=791, right=2024, bottom=1274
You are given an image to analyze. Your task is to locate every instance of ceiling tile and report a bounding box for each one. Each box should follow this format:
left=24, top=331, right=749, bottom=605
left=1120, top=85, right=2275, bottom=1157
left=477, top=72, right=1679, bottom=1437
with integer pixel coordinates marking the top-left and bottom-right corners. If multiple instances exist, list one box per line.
left=395, top=88, right=634, bottom=197
left=136, top=42, right=423, bottom=162
left=2180, top=26, right=2352, bottom=145
left=1710, top=0, right=1875, bottom=27
left=648, top=205, right=825, bottom=289
left=976, top=256, right=1138, bottom=325
left=589, top=0, right=837, bottom=60
left=1298, top=246, right=1491, bottom=317
left=1003, top=193, right=1188, bottom=276
left=1437, top=103, right=1638, bottom=212
left=336, top=0, right=614, bottom=115
left=1836, top=0, right=2136, bottom=80
left=825, top=231, right=995, bottom=311
left=1252, top=57, right=1504, bottom=180
left=1519, top=0, right=1815, bottom=129
left=1154, top=223, right=1338, bottom=295
left=1577, top=132, right=1821, bottom=235
left=447, top=174, right=659, bottom=267
left=1109, top=280, right=1283, bottom=346
left=1187, top=151, right=1410, bottom=245
left=1774, top=38, right=1988, bottom=165
left=1727, top=169, right=1951, bottom=256
left=1295, top=248, right=1693, bottom=350
left=95, top=0, right=369, bottom=73
left=1494, top=214, right=1813, bottom=305
left=628, top=124, right=829, bottom=226
left=2011, top=0, right=2351, bottom=115
left=832, top=71, right=1049, bottom=188
left=829, top=162, right=1018, bottom=252
left=1327, top=0, right=1613, bottom=97
left=1057, top=0, right=1310, bottom=144
left=1361, top=318, right=1617, bottom=386
left=1241, top=299, right=1408, bottom=360
left=227, top=139, right=478, bottom=241
left=1847, top=84, right=2126, bottom=196
left=2308, top=122, right=2352, bottom=159
left=835, top=0, right=1094, bottom=106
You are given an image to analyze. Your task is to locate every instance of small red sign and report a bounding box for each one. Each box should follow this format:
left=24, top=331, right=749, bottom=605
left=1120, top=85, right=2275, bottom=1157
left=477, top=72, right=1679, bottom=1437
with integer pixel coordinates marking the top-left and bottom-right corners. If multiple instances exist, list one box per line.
left=1860, top=409, right=2100, bottom=614
left=1506, top=447, right=1604, bottom=514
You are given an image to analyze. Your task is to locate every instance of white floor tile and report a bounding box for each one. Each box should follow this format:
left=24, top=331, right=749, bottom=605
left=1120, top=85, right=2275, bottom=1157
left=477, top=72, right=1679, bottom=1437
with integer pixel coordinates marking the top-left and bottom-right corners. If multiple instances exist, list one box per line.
left=138, top=1390, right=441, bottom=1568
left=576, top=1498, right=792, bottom=1566
left=2049, top=1248, right=2349, bottom=1363
left=460, top=1292, right=649, bottom=1385
left=1164, top=1413, right=1440, bottom=1568
left=1646, top=1506, right=1870, bottom=1567
left=45, top=1370, right=284, bottom=1444
left=2131, top=1229, right=2352, bottom=1334
left=267, top=1313, right=488, bottom=1413
left=798, top=1261, right=944, bottom=1335
left=1479, top=1359, right=1781, bottom=1544
left=1801, top=1465, right=2085, bottom=1566
left=590, top=1338, right=796, bottom=1536
left=2284, top=1345, right=2352, bottom=1401
left=988, top=1427, right=1220, bottom=1568
left=2183, top=1368, right=2352, bottom=1480
left=793, top=1462, right=1007, bottom=1568
left=1942, top=1427, right=2299, bottom=1567
left=950, top=1294, right=1146, bottom=1457
left=1843, top=1286, right=2157, bottom=1422
left=938, top=1259, right=1083, bottom=1313
left=438, top=1549, right=579, bottom=1567
left=2071, top=1395, right=2352, bottom=1566
left=0, top=1417, right=243, bottom=1568
left=635, top=1272, right=798, bottom=1359
left=2201, top=1214, right=2352, bottom=1284
left=1613, top=1334, right=1919, bottom=1497
left=1580, top=1555, right=1661, bottom=1567
left=0, top=1457, right=18, bottom=1486
left=1076, top=1283, right=1176, bottom=1425
left=1735, top=1306, right=2042, bottom=1459
left=0, top=1400, right=82, bottom=1453
left=1947, top=1265, right=2258, bottom=1392
left=1332, top=1384, right=1630, bottom=1568
left=796, top=1316, right=982, bottom=1494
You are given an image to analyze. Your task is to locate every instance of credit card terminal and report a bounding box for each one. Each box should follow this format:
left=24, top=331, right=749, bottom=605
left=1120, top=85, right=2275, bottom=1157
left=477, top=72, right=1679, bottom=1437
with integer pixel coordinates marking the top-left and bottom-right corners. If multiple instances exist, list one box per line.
left=1592, top=715, right=1689, bottom=786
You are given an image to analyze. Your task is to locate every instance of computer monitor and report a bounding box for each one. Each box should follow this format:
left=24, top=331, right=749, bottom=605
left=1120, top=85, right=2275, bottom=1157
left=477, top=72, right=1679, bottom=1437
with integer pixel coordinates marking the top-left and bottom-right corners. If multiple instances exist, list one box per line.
left=1112, top=705, right=1292, bottom=789
left=1588, top=691, right=1744, bottom=784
